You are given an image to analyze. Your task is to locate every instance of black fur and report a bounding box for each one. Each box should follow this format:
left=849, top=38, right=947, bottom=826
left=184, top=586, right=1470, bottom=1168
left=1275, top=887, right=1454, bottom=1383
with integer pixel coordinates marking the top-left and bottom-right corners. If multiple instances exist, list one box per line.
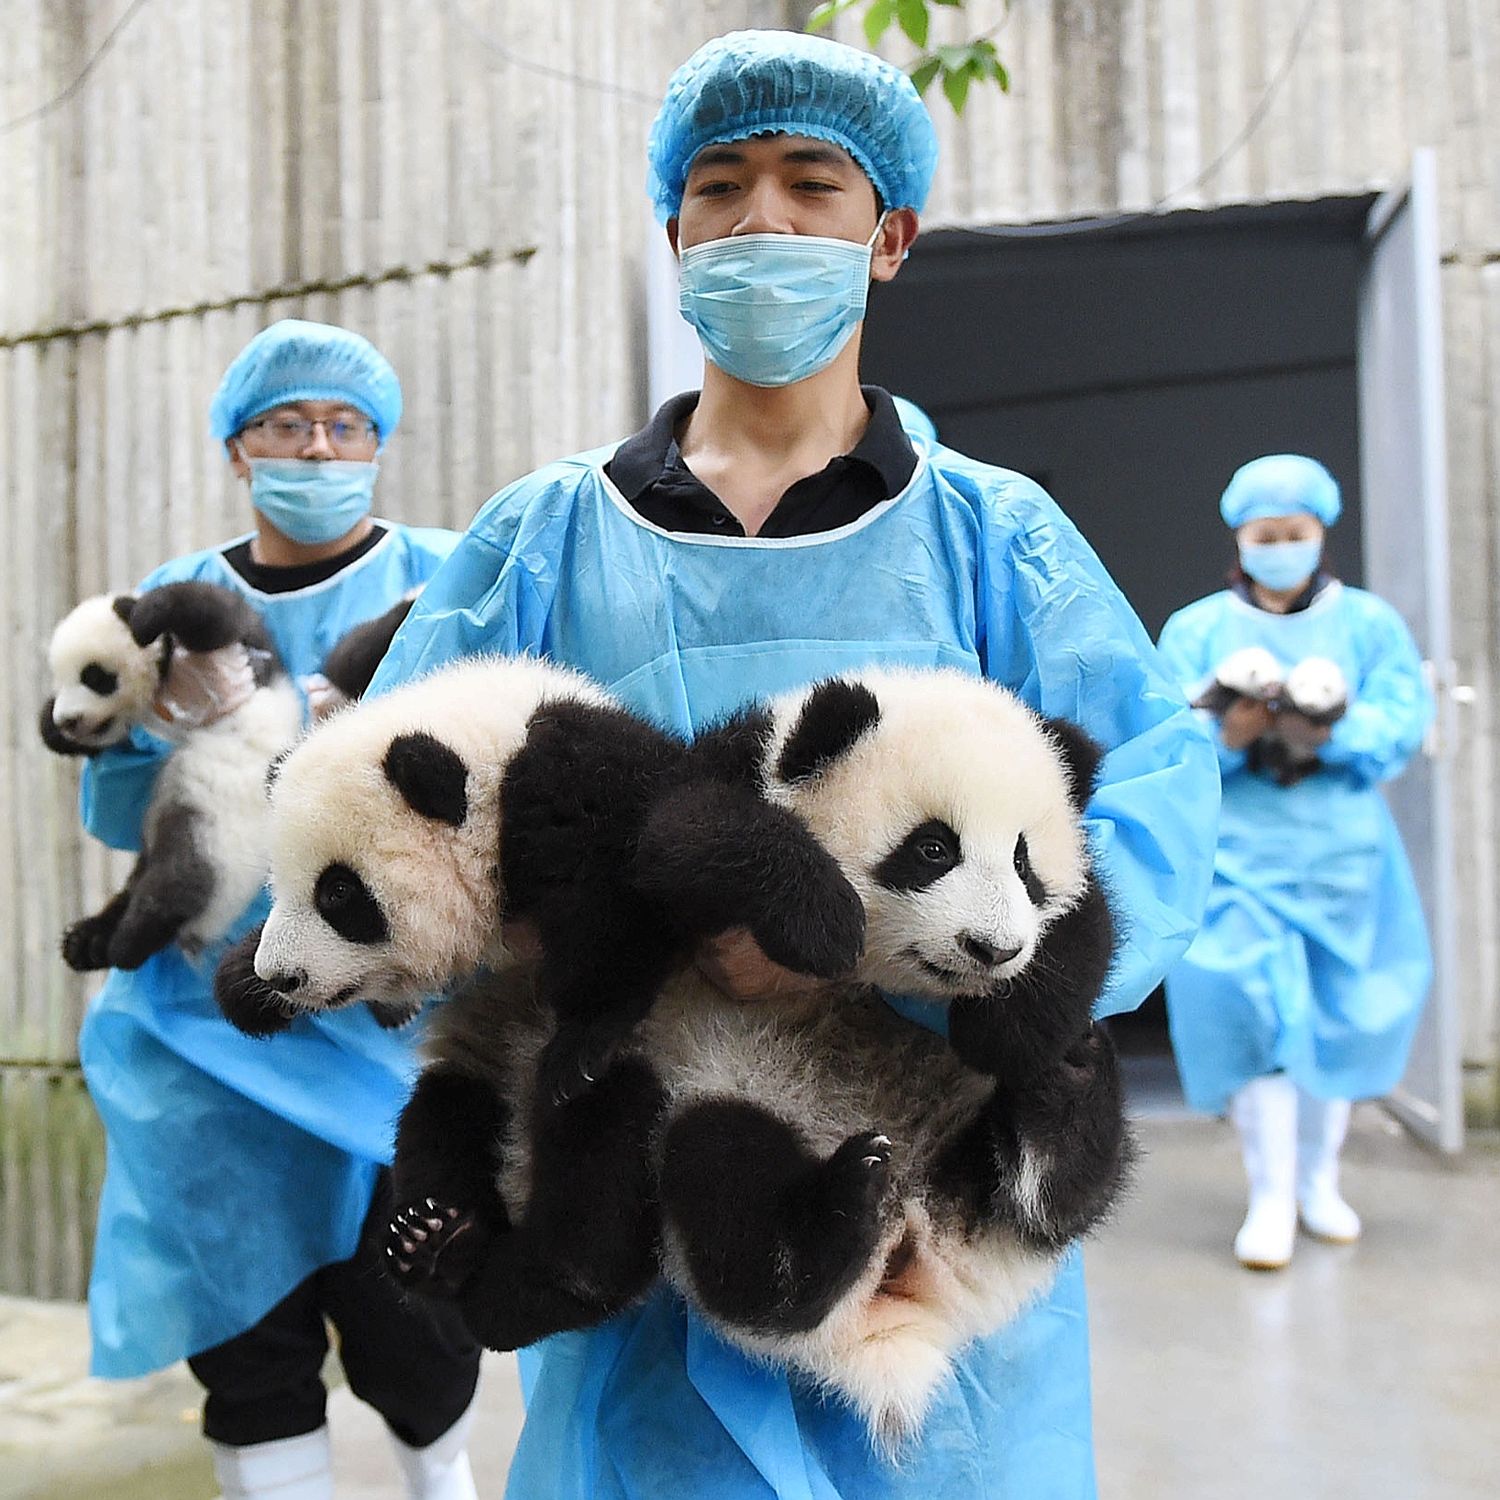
left=383, top=733, right=470, bottom=827
left=314, top=863, right=391, bottom=945
left=110, top=594, right=137, bottom=626
left=873, top=818, right=961, bottom=892
left=213, top=925, right=300, bottom=1037
left=389, top=1022, right=665, bottom=1350
left=1040, top=716, right=1105, bottom=814
left=776, top=679, right=881, bottom=784
left=497, top=697, right=864, bottom=1102
left=660, top=1101, right=892, bottom=1335
left=322, top=598, right=415, bottom=700
left=126, top=580, right=278, bottom=666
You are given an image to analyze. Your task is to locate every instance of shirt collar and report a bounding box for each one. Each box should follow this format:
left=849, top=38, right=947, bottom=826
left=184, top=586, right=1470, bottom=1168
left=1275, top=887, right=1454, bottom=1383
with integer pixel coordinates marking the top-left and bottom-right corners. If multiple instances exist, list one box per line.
left=608, top=386, right=917, bottom=503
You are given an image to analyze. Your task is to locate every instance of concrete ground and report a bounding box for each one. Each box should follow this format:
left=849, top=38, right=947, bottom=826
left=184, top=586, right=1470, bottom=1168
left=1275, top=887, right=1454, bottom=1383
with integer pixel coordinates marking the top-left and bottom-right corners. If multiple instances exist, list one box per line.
left=4, top=1096, right=1497, bottom=1499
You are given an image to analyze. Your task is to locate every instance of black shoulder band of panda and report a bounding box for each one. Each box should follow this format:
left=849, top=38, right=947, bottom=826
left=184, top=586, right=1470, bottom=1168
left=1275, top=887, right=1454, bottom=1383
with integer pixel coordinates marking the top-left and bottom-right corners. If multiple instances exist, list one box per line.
left=382, top=731, right=470, bottom=826
left=776, top=679, right=882, bottom=784
left=1040, top=717, right=1105, bottom=814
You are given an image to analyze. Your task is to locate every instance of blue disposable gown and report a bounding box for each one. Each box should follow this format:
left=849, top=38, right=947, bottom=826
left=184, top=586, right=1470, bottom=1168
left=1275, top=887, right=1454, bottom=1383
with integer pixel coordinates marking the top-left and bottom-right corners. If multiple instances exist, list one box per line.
left=371, top=442, right=1219, bottom=1500
left=77, top=521, right=458, bottom=1378
left=1157, top=582, right=1434, bottom=1114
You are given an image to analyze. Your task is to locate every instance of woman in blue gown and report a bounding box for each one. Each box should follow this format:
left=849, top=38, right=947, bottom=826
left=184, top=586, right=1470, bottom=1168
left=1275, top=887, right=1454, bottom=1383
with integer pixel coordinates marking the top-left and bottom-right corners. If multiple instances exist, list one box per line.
left=1159, top=453, right=1433, bottom=1270
left=371, top=31, right=1218, bottom=1499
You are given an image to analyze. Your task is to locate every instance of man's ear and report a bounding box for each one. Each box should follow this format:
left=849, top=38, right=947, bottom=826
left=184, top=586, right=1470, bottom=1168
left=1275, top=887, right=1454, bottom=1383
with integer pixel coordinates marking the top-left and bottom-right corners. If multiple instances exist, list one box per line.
left=226, top=438, right=250, bottom=482
left=666, top=217, right=681, bottom=258
left=871, top=208, right=919, bottom=283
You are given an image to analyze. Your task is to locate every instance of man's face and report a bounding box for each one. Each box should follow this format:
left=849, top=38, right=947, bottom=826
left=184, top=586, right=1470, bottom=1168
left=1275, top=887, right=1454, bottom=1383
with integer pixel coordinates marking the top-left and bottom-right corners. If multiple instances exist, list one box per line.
left=228, top=399, right=378, bottom=479
left=669, top=134, right=916, bottom=282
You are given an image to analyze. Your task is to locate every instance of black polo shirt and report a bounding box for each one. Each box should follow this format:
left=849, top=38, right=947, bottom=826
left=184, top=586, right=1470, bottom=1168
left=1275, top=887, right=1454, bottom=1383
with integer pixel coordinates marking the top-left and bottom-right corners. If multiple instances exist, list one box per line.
left=605, top=387, right=918, bottom=538
left=223, top=523, right=387, bottom=594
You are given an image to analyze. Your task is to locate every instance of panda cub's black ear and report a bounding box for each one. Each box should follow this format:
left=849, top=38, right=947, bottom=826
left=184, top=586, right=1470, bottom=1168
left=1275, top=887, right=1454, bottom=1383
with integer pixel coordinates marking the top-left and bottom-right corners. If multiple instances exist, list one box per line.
left=776, top=679, right=881, bottom=784
left=382, top=732, right=469, bottom=826
left=1042, top=717, right=1106, bottom=815
left=111, top=594, right=138, bottom=626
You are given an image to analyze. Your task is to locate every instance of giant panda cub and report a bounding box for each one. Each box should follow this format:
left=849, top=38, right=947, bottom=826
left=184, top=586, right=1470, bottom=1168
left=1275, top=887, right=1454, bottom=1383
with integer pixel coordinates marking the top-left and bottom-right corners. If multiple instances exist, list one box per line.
left=211, top=653, right=865, bottom=1086
left=40, top=581, right=302, bottom=969
left=640, top=669, right=1129, bottom=1454
left=388, top=669, right=1129, bottom=1451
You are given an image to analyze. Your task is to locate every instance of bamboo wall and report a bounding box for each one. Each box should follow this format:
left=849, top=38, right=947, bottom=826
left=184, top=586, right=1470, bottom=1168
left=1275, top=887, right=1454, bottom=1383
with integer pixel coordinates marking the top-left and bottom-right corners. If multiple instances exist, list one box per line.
left=1, top=0, right=1496, bottom=1297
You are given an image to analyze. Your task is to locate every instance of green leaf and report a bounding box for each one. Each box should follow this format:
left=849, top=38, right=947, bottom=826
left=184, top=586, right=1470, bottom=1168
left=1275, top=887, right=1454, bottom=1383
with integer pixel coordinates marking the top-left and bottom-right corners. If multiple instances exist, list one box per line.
left=929, top=0, right=966, bottom=6
left=935, top=43, right=972, bottom=70
left=908, top=56, right=943, bottom=95
left=941, top=60, right=974, bottom=114
left=896, top=0, right=929, bottom=48
left=806, top=1, right=841, bottom=32
left=863, top=0, right=896, bottom=46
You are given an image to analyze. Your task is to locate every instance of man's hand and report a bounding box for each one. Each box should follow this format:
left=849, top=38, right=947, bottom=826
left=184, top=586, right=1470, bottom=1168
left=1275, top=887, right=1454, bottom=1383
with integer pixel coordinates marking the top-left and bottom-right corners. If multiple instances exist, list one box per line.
left=1219, top=697, right=1275, bottom=750
left=1273, top=710, right=1334, bottom=751
left=151, top=643, right=258, bottom=738
left=695, top=927, right=828, bottom=1004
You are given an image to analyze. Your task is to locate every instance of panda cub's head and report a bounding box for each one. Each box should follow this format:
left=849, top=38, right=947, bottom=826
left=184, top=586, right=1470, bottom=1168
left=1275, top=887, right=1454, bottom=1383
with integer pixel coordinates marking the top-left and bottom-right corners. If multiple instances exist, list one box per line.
left=249, top=655, right=610, bottom=1023
left=43, top=594, right=162, bottom=750
left=765, top=669, right=1103, bottom=1004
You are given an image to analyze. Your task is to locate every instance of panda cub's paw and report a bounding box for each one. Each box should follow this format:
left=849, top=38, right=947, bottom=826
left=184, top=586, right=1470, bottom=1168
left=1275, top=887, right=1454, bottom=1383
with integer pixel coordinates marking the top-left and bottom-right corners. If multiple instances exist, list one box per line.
left=385, top=1199, right=489, bottom=1295
left=818, top=1131, right=894, bottom=1221
left=538, top=1017, right=630, bottom=1106
left=61, top=913, right=119, bottom=973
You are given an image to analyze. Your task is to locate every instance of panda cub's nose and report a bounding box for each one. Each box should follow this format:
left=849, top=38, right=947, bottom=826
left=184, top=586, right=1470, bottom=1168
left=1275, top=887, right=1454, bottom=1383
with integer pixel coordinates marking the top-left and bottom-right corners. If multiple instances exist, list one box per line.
left=265, top=968, right=308, bottom=995
left=960, top=934, right=1021, bottom=967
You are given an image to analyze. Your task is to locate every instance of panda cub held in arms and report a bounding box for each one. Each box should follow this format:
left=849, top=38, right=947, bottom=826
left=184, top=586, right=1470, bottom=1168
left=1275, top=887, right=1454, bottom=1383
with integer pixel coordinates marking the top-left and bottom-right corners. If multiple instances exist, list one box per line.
left=39, top=581, right=302, bottom=970
left=641, top=669, right=1130, bottom=1454
left=386, top=669, right=1129, bottom=1453
left=212, top=652, right=864, bottom=1085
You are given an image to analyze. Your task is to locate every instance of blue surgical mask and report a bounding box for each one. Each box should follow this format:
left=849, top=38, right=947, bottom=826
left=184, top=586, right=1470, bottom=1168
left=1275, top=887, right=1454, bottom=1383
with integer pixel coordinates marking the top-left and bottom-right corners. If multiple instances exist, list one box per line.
left=677, top=223, right=883, bottom=388
left=246, top=458, right=377, bottom=544
left=1239, top=539, right=1322, bottom=591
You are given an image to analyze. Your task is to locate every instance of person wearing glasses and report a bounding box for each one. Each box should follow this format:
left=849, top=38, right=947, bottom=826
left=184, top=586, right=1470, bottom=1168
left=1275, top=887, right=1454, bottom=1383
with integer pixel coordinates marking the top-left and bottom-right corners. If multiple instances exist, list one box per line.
left=73, top=320, right=481, bottom=1500
left=371, top=32, right=1217, bottom=1500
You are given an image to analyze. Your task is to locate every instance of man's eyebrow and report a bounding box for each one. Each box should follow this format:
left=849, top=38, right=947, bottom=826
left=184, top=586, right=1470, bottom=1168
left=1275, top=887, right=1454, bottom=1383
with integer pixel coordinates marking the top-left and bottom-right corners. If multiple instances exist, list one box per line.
left=690, top=146, right=748, bottom=169
left=781, top=145, right=854, bottom=168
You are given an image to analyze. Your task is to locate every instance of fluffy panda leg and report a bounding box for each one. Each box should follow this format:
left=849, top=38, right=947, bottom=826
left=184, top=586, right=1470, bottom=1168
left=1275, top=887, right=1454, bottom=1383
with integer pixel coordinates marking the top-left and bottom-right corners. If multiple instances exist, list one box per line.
left=125, top=579, right=262, bottom=653
left=936, top=1023, right=1132, bottom=1251
left=660, top=1101, right=892, bottom=1336
left=106, top=803, right=215, bottom=969
left=452, top=1057, right=665, bottom=1350
left=388, top=1070, right=513, bottom=1297
left=61, top=883, right=135, bottom=972
left=633, top=783, right=866, bottom=980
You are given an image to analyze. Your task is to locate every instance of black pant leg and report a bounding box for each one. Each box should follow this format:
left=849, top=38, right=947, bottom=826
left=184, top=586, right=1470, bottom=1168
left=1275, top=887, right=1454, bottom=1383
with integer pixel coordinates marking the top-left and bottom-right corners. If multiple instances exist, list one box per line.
left=319, top=1170, right=483, bottom=1449
left=187, top=1275, right=331, bottom=1446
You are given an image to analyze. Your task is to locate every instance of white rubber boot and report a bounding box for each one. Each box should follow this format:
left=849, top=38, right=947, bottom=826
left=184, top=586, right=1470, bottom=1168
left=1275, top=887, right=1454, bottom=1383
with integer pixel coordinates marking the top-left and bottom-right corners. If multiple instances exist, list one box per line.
left=1230, top=1073, right=1299, bottom=1270
left=1297, top=1092, right=1361, bottom=1243
left=389, top=1397, right=479, bottom=1500
left=210, top=1426, right=334, bottom=1500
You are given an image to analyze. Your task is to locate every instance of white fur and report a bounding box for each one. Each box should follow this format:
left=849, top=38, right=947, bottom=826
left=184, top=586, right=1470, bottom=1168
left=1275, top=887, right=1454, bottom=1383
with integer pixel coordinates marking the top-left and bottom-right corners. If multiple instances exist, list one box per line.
left=45, top=595, right=161, bottom=746
left=257, top=655, right=615, bottom=1012
left=1214, top=646, right=1282, bottom=701
left=1284, top=655, right=1347, bottom=718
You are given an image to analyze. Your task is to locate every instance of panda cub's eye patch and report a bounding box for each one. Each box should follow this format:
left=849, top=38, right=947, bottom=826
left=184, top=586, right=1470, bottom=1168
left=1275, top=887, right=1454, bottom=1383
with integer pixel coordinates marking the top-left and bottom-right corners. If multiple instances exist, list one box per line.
left=1014, top=833, right=1047, bottom=906
left=80, top=662, right=119, bottom=696
left=314, top=862, right=389, bottom=945
left=875, top=819, right=961, bottom=891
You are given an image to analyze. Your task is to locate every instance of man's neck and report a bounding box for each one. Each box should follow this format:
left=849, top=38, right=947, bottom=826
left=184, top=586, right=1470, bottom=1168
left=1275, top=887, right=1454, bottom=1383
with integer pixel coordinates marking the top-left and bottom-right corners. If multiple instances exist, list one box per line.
left=249, top=515, right=374, bottom=569
left=678, top=342, right=872, bottom=536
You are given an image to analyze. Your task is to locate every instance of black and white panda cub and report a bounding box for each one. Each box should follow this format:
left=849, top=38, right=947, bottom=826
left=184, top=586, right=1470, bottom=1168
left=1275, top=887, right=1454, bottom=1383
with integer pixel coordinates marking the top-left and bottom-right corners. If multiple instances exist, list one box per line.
left=384, top=668, right=1128, bottom=1451
left=211, top=654, right=865, bottom=1090
left=644, top=669, right=1127, bottom=1453
left=40, top=582, right=302, bottom=969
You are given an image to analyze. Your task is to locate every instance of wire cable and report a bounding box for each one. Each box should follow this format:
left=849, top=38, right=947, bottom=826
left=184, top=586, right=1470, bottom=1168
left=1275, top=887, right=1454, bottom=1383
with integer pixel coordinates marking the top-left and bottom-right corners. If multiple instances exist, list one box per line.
left=0, top=0, right=152, bottom=137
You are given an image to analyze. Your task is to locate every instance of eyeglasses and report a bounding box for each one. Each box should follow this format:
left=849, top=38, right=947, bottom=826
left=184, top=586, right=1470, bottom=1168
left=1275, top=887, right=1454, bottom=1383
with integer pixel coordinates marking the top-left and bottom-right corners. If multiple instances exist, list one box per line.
left=245, top=415, right=377, bottom=450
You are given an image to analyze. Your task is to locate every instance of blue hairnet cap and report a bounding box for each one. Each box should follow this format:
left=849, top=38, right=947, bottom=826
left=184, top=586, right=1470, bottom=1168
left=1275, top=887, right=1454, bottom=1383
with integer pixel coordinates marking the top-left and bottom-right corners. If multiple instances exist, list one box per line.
left=647, top=30, right=939, bottom=223
left=892, top=395, right=938, bottom=446
left=209, top=319, right=403, bottom=446
left=1219, top=454, right=1342, bottom=528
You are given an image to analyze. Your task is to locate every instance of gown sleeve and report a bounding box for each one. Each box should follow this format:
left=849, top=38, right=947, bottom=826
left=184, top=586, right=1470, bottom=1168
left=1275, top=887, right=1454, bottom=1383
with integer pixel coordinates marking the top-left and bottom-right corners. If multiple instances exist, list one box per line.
left=978, top=484, right=1220, bottom=1015
left=1155, top=597, right=1251, bottom=777
left=1319, top=594, right=1434, bottom=786
left=79, top=730, right=172, bottom=852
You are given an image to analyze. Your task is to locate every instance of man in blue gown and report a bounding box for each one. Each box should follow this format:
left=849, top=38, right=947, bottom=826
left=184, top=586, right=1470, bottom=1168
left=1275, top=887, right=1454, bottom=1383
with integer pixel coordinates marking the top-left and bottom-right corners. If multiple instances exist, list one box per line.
left=375, top=30, right=1219, bottom=1500
left=77, top=321, right=481, bottom=1499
